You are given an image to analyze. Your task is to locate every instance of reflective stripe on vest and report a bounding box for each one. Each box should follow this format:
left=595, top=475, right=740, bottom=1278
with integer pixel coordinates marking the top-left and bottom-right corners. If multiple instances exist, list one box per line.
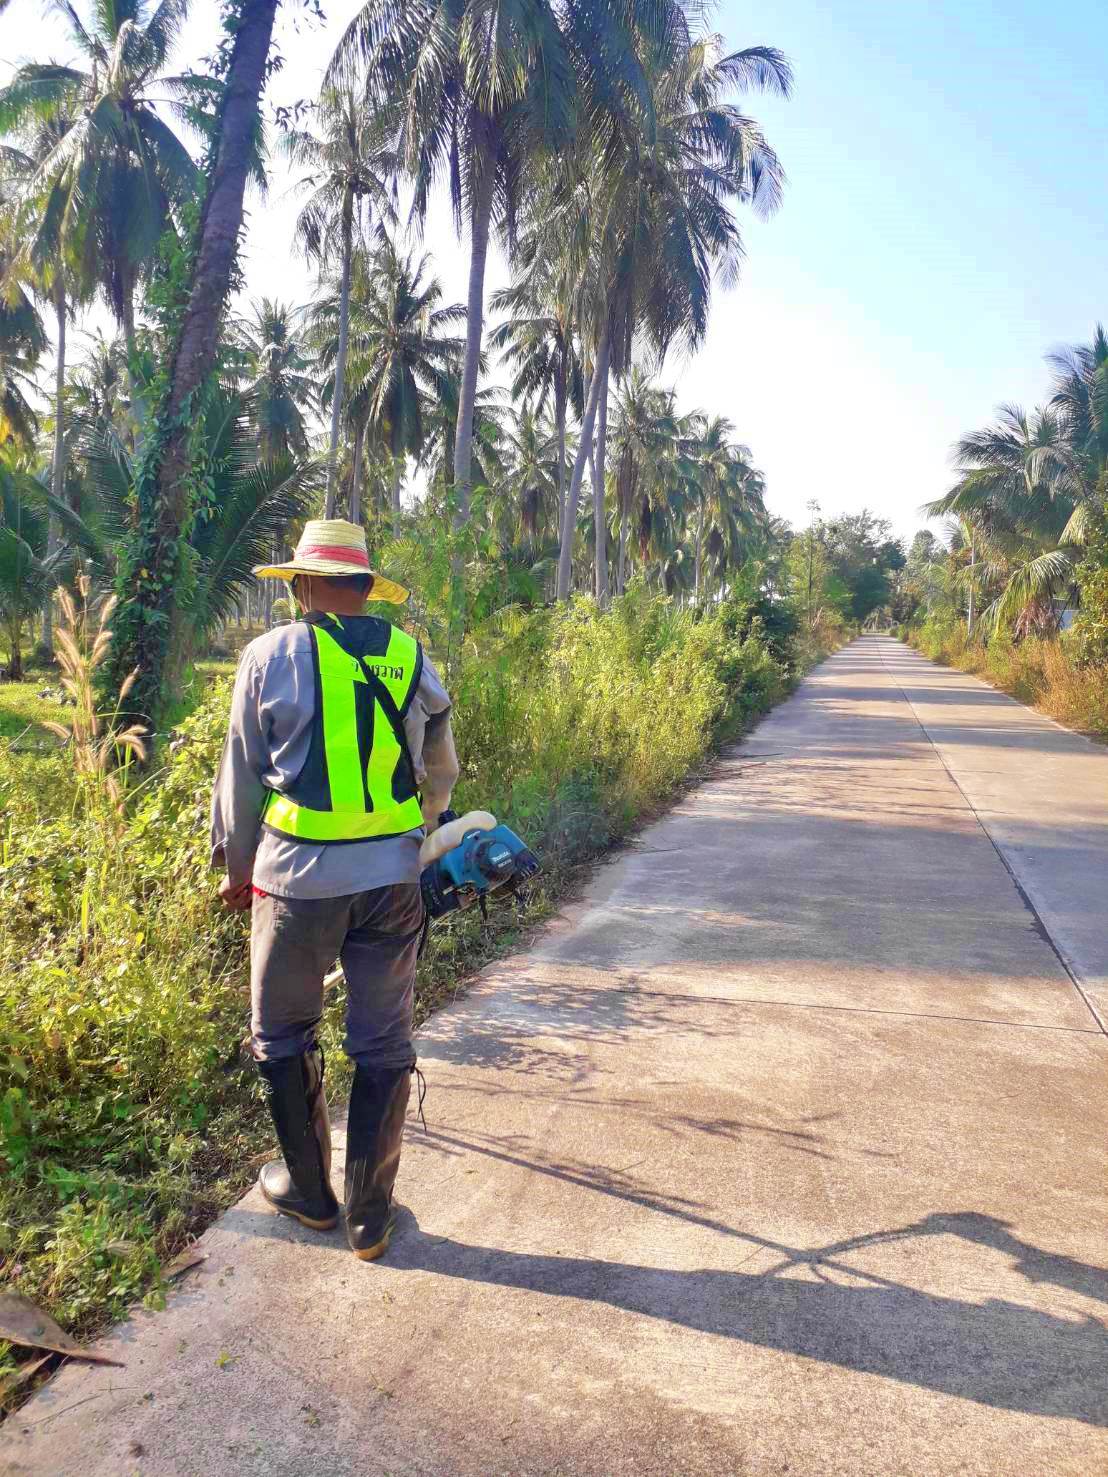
left=262, top=619, right=425, bottom=844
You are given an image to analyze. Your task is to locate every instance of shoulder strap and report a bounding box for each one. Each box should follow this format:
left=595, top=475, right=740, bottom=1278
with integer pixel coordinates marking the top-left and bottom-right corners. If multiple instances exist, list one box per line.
left=308, top=615, right=418, bottom=774
left=396, top=637, right=424, bottom=719
left=352, top=650, right=416, bottom=772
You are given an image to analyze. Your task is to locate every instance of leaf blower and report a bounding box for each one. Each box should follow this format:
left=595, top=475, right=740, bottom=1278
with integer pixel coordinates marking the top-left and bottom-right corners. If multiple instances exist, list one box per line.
left=419, top=810, right=541, bottom=921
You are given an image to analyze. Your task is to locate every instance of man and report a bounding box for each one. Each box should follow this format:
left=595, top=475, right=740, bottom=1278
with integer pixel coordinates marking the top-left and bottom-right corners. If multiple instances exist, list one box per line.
left=211, top=519, right=458, bottom=1261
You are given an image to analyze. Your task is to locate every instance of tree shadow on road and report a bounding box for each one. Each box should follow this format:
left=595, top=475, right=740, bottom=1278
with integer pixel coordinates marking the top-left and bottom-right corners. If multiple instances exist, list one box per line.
left=387, top=1196, right=1108, bottom=1427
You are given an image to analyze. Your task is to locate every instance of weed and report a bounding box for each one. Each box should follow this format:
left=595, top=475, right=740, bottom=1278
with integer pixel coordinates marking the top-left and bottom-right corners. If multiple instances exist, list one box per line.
left=908, top=618, right=1108, bottom=739
left=0, top=588, right=821, bottom=1369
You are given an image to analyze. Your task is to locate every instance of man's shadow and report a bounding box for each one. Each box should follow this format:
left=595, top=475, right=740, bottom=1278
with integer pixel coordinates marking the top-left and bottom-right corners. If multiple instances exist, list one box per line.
left=383, top=1206, right=1108, bottom=1427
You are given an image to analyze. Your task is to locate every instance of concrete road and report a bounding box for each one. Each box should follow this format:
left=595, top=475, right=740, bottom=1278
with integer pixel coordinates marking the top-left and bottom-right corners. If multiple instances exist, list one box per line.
left=4, top=637, right=1106, bottom=1477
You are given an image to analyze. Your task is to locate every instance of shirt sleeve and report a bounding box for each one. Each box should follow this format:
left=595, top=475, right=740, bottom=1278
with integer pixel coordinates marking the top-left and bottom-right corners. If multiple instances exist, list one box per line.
left=417, top=655, right=452, bottom=721
left=404, top=655, right=459, bottom=829
left=210, top=650, right=269, bottom=888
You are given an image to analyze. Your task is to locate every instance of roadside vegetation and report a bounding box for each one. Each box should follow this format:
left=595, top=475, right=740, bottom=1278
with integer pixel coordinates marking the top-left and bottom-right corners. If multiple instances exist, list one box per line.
left=894, top=324, right=1108, bottom=738
left=0, top=582, right=819, bottom=1390
left=0, top=0, right=922, bottom=1392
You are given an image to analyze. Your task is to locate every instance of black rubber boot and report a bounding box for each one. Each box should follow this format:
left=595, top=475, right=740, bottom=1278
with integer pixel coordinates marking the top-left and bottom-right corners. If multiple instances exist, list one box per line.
left=343, top=1062, right=413, bottom=1260
left=257, top=1047, right=340, bottom=1231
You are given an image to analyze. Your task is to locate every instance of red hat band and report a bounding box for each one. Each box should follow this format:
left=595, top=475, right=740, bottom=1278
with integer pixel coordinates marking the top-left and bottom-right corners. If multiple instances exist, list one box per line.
left=296, top=545, right=370, bottom=568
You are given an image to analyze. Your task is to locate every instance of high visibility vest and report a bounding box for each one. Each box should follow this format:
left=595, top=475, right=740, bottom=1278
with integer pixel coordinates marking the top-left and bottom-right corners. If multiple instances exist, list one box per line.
left=262, top=615, right=425, bottom=844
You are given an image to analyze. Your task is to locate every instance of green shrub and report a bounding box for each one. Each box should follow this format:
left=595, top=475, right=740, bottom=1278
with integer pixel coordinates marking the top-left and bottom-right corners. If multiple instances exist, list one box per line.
left=1071, top=500, right=1108, bottom=667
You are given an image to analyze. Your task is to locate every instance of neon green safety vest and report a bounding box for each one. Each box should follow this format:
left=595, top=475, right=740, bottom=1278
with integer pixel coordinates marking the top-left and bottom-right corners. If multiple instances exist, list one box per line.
left=262, top=615, right=425, bottom=844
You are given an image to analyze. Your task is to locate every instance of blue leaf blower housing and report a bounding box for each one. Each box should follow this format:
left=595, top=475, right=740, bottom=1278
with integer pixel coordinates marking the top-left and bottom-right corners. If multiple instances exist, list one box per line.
left=420, top=811, right=541, bottom=921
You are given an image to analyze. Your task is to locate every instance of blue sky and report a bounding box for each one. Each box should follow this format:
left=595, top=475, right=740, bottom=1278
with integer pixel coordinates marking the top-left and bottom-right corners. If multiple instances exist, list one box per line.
left=3, top=0, right=1105, bottom=537
left=687, top=0, right=1108, bottom=534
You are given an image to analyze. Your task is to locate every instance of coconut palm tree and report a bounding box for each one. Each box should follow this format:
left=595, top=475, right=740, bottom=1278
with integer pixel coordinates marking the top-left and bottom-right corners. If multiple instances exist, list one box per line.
left=0, top=452, right=68, bottom=677
left=0, top=0, right=201, bottom=355
left=687, top=415, right=731, bottom=604
left=688, top=418, right=765, bottom=605
left=704, top=457, right=767, bottom=603
left=489, top=255, right=584, bottom=538
left=926, top=329, right=1108, bottom=637
left=236, top=299, right=318, bottom=460
left=41, top=385, right=321, bottom=643
left=103, top=0, right=281, bottom=723
left=926, top=404, right=1083, bottom=634
left=0, top=269, right=45, bottom=447
left=313, top=239, right=466, bottom=532
left=327, top=0, right=568, bottom=528
left=284, top=86, right=397, bottom=517
left=328, top=0, right=669, bottom=532
left=608, top=371, right=679, bottom=593
left=1, top=121, right=95, bottom=650
left=66, top=330, right=128, bottom=438
left=417, top=366, right=504, bottom=499
left=1, top=185, right=47, bottom=450
left=496, top=406, right=560, bottom=554
left=1047, top=324, right=1108, bottom=503
left=553, top=33, right=790, bottom=598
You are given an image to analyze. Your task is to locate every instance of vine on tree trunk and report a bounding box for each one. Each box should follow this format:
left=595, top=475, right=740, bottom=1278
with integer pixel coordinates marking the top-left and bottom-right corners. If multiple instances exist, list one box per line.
left=106, top=0, right=281, bottom=730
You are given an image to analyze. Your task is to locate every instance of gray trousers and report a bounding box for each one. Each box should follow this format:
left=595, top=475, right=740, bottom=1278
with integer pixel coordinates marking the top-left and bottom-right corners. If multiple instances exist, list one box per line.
left=250, top=883, right=424, bottom=1069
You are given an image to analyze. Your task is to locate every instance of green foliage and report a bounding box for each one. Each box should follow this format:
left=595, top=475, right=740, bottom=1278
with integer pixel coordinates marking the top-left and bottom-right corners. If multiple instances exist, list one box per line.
left=0, top=587, right=805, bottom=1350
left=924, top=325, right=1107, bottom=637
left=0, top=0, right=201, bottom=339
left=0, top=452, right=71, bottom=679
left=1071, top=498, right=1108, bottom=665
left=102, top=192, right=206, bottom=715
left=51, top=378, right=324, bottom=644
left=819, top=510, right=905, bottom=623
left=452, top=591, right=762, bottom=849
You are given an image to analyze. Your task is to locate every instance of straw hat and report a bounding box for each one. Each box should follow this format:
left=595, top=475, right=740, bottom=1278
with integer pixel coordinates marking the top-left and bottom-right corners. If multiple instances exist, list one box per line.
left=253, top=519, right=408, bottom=604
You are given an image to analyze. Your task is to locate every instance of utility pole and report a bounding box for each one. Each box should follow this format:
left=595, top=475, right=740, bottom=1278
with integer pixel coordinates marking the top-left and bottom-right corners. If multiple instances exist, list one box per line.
left=966, top=532, right=976, bottom=640
left=805, top=499, right=821, bottom=631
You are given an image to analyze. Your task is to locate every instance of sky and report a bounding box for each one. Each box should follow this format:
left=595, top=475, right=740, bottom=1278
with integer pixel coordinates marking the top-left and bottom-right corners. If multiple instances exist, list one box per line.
left=2, top=0, right=1106, bottom=540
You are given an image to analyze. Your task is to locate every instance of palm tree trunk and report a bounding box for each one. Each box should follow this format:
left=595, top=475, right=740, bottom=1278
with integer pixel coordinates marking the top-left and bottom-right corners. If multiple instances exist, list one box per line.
left=325, top=186, right=355, bottom=519
left=121, top=284, right=137, bottom=362
left=967, top=534, right=976, bottom=638
left=263, top=543, right=275, bottom=627
left=7, top=618, right=23, bottom=681
left=42, top=281, right=67, bottom=656
left=593, top=358, right=609, bottom=604
left=557, top=327, right=610, bottom=601
left=452, top=161, right=495, bottom=529
left=617, top=507, right=628, bottom=595
left=390, top=456, right=402, bottom=537
left=694, top=499, right=705, bottom=607
left=109, top=0, right=280, bottom=722
left=349, top=418, right=366, bottom=523
left=555, top=357, right=568, bottom=541
left=120, top=276, right=145, bottom=449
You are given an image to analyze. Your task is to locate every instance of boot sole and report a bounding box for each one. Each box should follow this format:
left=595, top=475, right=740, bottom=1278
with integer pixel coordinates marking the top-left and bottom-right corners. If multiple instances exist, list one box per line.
left=350, top=1212, right=397, bottom=1261
left=261, top=1184, right=338, bottom=1231
left=352, top=1228, right=392, bottom=1262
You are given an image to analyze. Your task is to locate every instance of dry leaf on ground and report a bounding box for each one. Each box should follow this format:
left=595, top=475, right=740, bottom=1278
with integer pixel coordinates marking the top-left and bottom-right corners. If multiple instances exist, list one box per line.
left=162, top=1247, right=208, bottom=1280
left=0, top=1294, right=124, bottom=1367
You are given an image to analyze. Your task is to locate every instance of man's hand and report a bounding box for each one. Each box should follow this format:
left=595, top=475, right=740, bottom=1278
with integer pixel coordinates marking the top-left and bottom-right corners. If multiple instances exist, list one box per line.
left=218, top=876, right=254, bottom=911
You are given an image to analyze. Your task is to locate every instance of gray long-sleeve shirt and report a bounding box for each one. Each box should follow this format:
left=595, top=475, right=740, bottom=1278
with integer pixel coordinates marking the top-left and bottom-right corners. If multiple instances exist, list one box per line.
left=210, top=620, right=457, bottom=899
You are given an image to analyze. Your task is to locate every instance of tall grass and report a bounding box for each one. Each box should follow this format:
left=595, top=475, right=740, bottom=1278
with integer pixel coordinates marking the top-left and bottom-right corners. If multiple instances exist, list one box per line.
left=907, top=616, right=1108, bottom=738
left=0, top=589, right=803, bottom=1377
